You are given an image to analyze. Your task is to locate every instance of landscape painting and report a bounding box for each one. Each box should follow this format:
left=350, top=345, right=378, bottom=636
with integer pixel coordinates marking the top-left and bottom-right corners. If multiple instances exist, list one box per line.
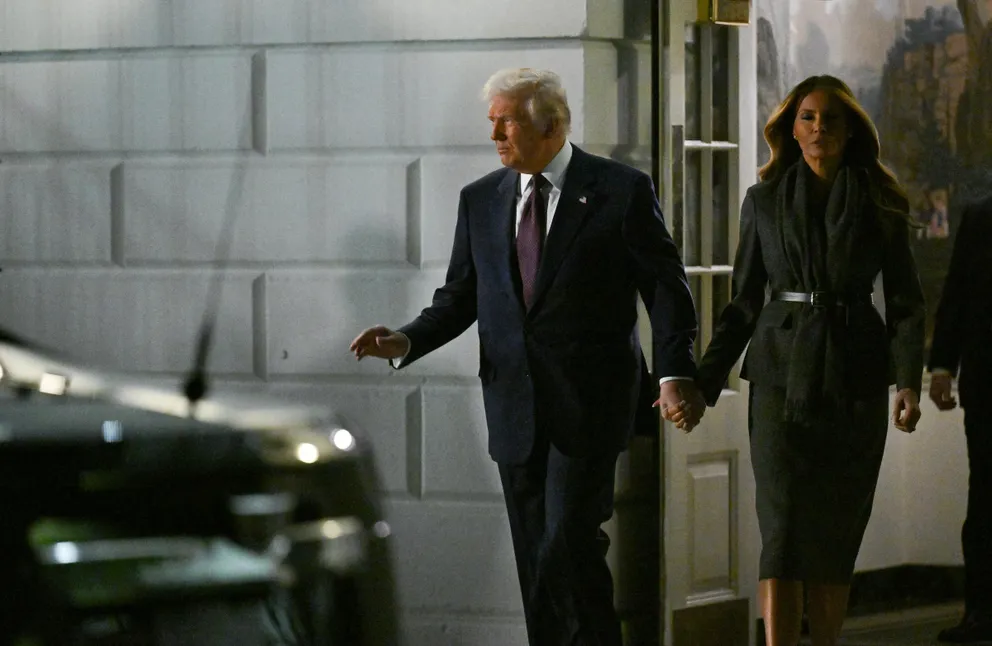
left=755, top=0, right=992, bottom=353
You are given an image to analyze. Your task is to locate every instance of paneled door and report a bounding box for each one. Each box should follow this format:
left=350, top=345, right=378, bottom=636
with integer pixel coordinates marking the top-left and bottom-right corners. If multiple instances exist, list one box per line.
left=655, top=2, right=759, bottom=644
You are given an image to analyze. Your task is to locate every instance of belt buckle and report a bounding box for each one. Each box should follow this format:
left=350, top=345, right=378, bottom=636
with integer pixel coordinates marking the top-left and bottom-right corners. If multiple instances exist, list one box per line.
left=809, top=291, right=828, bottom=308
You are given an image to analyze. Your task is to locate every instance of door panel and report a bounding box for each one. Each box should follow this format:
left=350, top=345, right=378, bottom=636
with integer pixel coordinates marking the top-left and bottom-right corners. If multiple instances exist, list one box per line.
left=687, top=452, right=737, bottom=598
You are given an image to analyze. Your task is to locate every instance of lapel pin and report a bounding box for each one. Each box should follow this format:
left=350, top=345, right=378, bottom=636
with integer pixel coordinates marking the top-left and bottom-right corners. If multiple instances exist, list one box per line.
left=578, top=196, right=587, bottom=204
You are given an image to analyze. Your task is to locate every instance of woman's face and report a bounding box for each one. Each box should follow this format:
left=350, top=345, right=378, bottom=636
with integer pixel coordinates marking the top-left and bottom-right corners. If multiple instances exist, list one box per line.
left=792, top=89, right=850, bottom=163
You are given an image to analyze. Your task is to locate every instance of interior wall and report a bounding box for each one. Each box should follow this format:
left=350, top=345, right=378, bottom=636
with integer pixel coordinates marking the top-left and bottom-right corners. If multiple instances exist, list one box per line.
left=0, top=1, right=658, bottom=643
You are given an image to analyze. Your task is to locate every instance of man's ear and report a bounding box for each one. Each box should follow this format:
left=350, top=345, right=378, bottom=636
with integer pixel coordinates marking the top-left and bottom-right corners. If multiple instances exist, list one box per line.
left=544, top=118, right=557, bottom=137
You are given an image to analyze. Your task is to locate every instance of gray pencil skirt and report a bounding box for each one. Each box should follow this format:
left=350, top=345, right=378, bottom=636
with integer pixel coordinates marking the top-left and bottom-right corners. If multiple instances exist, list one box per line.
left=748, top=384, right=889, bottom=584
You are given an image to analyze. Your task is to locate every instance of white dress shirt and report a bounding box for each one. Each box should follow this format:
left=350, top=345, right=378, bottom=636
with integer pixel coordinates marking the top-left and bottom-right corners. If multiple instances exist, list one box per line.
left=516, top=140, right=572, bottom=236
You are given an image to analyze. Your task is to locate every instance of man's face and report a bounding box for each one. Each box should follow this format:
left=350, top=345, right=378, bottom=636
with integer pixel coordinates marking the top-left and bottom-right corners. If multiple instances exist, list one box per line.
left=488, top=93, right=548, bottom=173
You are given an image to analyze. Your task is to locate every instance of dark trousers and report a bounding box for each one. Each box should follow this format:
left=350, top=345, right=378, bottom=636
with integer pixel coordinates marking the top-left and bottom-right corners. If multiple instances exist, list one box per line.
left=498, top=437, right=622, bottom=646
left=963, top=408, right=992, bottom=617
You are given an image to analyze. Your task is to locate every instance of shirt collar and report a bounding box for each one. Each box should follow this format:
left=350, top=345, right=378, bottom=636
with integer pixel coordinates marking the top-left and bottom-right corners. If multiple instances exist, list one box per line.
left=518, top=141, right=572, bottom=195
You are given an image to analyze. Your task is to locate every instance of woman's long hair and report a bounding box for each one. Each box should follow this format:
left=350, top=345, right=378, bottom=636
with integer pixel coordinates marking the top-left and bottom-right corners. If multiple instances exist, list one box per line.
left=759, top=75, right=915, bottom=225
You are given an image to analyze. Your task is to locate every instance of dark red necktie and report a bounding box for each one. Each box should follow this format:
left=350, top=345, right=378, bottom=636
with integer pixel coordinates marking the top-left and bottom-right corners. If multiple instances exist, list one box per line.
left=517, top=174, right=548, bottom=310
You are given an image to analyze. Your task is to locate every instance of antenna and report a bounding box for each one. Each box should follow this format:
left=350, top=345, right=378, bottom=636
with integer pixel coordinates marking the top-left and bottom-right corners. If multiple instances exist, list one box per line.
left=183, top=147, right=250, bottom=410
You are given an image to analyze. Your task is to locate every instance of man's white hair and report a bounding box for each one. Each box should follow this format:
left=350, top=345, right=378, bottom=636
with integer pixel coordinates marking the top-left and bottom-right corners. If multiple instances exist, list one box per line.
left=482, top=68, right=572, bottom=135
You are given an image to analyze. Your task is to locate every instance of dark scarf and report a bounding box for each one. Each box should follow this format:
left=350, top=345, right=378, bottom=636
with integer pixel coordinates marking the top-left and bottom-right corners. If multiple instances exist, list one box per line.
left=776, top=159, right=869, bottom=425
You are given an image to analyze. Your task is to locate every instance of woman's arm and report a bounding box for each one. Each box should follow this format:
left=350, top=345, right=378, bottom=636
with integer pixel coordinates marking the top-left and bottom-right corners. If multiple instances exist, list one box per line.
left=882, top=216, right=926, bottom=398
left=695, top=189, right=769, bottom=404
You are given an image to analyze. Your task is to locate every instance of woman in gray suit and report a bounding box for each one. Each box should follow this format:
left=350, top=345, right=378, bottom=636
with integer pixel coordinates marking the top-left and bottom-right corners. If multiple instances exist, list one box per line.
left=686, top=75, right=926, bottom=646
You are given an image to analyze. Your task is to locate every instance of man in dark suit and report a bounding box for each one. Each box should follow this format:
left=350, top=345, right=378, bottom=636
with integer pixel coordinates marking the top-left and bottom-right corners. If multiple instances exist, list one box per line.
left=350, top=68, right=701, bottom=645
left=929, top=196, right=992, bottom=644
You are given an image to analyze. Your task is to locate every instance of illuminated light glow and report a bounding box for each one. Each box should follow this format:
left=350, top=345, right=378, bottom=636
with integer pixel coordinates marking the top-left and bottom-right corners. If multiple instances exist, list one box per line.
left=295, top=442, right=319, bottom=464
left=39, top=372, right=68, bottom=395
left=102, top=420, right=123, bottom=443
left=0, top=363, right=5, bottom=380
left=321, top=520, right=343, bottom=539
left=331, top=428, right=355, bottom=451
left=52, top=542, right=80, bottom=564
left=373, top=521, right=391, bottom=538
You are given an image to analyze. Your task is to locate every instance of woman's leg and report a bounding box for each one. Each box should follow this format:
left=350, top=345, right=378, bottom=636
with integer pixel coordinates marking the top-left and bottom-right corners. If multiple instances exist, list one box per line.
left=806, top=583, right=850, bottom=646
left=759, top=578, right=804, bottom=646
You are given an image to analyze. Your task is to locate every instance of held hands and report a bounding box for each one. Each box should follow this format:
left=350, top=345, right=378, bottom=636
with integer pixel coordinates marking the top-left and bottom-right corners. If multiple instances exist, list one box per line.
left=349, top=325, right=410, bottom=361
left=654, top=379, right=706, bottom=433
left=892, top=387, right=921, bottom=433
left=928, top=373, right=957, bottom=411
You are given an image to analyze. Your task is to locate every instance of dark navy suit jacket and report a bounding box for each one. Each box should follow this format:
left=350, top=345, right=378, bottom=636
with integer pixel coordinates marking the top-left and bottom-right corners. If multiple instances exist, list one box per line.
left=929, top=197, right=992, bottom=408
left=398, top=146, right=697, bottom=464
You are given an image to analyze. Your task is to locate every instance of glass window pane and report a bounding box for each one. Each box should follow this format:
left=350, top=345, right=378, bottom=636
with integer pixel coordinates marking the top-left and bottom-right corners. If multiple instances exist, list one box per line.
left=689, top=275, right=703, bottom=361
left=685, top=24, right=701, bottom=141
left=685, top=149, right=702, bottom=266
left=712, top=150, right=731, bottom=266
left=712, top=274, right=732, bottom=389
left=713, top=274, right=731, bottom=333
left=711, top=25, right=731, bottom=142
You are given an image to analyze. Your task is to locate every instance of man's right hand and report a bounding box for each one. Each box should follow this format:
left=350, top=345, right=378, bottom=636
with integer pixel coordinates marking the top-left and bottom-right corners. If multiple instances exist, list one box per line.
left=349, top=325, right=410, bottom=361
left=655, top=380, right=706, bottom=432
left=928, top=372, right=958, bottom=411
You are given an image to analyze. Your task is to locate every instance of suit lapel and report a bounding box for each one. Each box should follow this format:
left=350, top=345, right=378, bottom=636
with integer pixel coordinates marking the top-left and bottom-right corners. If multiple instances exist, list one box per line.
left=491, top=169, right=521, bottom=303
left=529, top=147, right=596, bottom=312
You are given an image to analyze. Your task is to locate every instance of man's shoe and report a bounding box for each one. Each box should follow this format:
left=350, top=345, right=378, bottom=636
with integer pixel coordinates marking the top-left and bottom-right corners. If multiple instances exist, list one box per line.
left=937, top=612, right=992, bottom=644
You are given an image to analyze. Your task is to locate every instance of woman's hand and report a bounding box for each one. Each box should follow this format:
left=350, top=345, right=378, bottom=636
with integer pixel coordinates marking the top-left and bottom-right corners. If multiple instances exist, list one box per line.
left=892, top=387, right=921, bottom=433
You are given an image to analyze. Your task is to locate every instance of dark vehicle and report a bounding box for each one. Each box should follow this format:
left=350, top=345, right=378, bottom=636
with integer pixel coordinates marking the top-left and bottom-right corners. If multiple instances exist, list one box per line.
left=0, top=330, right=399, bottom=646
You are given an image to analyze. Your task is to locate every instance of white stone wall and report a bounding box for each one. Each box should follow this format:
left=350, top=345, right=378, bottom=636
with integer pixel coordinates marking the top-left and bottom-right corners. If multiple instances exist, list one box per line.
left=0, top=2, right=658, bottom=643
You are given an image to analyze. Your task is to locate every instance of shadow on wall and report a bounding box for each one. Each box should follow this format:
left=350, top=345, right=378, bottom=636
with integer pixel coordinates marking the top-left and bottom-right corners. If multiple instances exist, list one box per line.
left=616, top=0, right=655, bottom=178
left=623, top=0, right=653, bottom=40
left=612, top=40, right=654, bottom=178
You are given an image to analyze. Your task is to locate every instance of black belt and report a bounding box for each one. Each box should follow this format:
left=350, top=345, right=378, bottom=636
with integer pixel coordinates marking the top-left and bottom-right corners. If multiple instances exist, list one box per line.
left=772, top=290, right=873, bottom=308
